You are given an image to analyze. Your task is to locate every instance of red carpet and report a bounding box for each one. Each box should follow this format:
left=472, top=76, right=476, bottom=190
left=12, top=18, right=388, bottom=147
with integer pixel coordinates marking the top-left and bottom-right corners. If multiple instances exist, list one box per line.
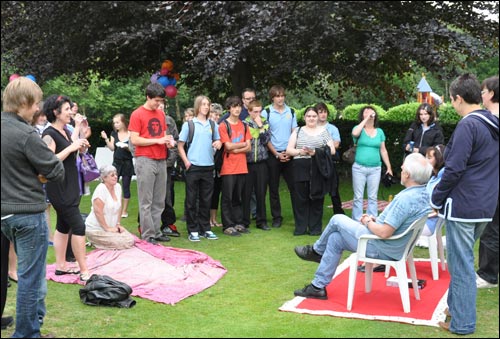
left=280, top=254, right=449, bottom=327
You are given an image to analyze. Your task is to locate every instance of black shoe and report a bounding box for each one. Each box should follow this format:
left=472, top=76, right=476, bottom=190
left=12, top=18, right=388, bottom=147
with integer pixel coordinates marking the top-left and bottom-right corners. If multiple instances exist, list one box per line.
left=294, top=245, right=322, bottom=263
left=155, top=235, right=171, bottom=242
left=294, top=284, right=327, bottom=300
left=272, top=220, right=282, bottom=228
left=357, top=264, right=386, bottom=273
left=1, top=316, right=14, bottom=330
left=256, top=224, right=271, bottom=231
left=161, top=225, right=180, bottom=237
left=146, top=237, right=158, bottom=245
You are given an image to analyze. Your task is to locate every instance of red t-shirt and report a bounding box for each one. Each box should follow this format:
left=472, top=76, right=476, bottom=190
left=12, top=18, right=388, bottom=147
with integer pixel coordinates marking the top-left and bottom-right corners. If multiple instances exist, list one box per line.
left=128, top=106, right=167, bottom=160
left=219, top=120, right=252, bottom=175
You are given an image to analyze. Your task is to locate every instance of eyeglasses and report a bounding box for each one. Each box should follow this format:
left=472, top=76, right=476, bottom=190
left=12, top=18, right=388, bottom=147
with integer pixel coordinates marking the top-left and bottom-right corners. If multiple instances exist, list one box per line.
left=243, top=97, right=256, bottom=101
left=481, top=89, right=489, bottom=95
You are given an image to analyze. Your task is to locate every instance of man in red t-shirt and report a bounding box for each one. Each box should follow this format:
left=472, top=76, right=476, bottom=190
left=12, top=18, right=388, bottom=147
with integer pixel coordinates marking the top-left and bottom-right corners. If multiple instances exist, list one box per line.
left=129, top=83, right=174, bottom=244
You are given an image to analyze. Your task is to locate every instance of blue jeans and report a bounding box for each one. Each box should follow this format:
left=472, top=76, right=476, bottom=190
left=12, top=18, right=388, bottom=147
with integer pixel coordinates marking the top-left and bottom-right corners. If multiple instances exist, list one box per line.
left=1, top=213, right=48, bottom=338
left=445, top=220, right=487, bottom=335
left=352, top=163, right=381, bottom=221
left=311, top=214, right=390, bottom=288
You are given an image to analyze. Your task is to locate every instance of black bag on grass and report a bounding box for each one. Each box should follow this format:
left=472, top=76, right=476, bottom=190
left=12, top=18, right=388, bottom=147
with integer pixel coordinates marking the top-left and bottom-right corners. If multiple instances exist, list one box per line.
left=79, top=274, right=136, bottom=308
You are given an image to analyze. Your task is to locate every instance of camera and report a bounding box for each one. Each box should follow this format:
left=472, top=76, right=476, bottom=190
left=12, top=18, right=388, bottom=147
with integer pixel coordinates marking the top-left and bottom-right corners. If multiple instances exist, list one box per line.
left=382, top=173, right=398, bottom=188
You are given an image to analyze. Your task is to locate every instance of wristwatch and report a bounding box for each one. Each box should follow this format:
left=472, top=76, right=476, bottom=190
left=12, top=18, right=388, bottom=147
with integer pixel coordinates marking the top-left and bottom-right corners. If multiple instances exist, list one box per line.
left=276, top=154, right=279, bottom=159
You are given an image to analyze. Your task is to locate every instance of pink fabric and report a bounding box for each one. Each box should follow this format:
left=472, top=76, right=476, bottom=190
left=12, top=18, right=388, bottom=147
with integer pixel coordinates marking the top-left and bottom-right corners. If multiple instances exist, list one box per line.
left=46, top=236, right=227, bottom=305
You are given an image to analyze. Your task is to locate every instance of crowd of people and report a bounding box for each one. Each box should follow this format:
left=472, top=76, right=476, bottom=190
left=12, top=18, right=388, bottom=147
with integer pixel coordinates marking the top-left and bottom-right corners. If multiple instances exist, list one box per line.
left=1, top=74, right=498, bottom=337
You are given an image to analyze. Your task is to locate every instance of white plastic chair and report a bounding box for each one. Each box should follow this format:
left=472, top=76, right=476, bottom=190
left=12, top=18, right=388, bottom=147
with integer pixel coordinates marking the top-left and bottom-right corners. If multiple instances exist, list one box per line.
left=347, top=215, right=428, bottom=313
left=410, top=217, right=446, bottom=280
left=426, top=217, right=446, bottom=280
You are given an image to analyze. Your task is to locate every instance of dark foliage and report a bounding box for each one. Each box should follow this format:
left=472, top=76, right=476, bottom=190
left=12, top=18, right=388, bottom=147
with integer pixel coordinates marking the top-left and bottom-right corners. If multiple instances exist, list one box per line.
left=2, top=1, right=498, bottom=100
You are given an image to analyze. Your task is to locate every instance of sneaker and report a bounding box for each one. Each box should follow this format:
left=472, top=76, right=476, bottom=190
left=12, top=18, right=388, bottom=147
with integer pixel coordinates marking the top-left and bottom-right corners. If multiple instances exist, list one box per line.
left=294, top=284, right=327, bottom=300
left=204, top=231, right=218, bottom=240
left=223, top=227, right=242, bottom=237
left=121, top=213, right=128, bottom=218
left=476, top=273, right=498, bottom=289
left=234, top=224, right=250, bottom=234
left=146, top=237, right=158, bottom=245
left=162, top=225, right=180, bottom=237
left=189, top=232, right=201, bottom=242
left=155, top=235, right=171, bottom=242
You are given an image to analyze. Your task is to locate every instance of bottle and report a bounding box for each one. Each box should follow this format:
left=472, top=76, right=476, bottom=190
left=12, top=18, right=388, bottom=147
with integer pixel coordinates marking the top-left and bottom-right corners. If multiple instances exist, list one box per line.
left=409, top=141, right=415, bottom=152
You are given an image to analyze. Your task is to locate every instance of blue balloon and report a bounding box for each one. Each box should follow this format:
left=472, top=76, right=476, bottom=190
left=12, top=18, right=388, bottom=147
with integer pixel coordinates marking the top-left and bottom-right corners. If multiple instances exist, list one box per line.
left=170, top=77, right=177, bottom=86
left=26, top=74, right=36, bottom=82
left=158, top=76, right=169, bottom=88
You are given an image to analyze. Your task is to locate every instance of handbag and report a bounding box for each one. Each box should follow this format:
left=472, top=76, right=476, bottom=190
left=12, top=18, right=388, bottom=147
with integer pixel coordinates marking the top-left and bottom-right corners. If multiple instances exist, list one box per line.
left=342, top=144, right=356, bottom=164
left=79, top=274, right=136, bottom=308
left=79, top=152, right=100, bottom=183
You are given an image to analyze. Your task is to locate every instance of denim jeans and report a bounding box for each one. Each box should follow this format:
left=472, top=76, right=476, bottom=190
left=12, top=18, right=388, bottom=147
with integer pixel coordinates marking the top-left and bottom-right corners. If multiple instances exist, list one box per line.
left=352, top=163, right=381, bottom=221
left=1, top=213, right=48, bottom=338
left=445, top=220, right=487, bottom=335
left=311, top=214, right=390, bottom=288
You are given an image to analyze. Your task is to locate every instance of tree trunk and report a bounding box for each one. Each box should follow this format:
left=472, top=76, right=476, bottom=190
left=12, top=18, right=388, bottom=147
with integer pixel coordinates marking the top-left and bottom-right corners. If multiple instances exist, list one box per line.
left=230, top=58, right=254, bottom=97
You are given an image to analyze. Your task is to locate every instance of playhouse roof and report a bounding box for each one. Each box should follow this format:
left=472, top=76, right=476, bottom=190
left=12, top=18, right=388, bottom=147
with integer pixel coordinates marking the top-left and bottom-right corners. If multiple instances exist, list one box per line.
left=417, top=77, right=433, bottom=92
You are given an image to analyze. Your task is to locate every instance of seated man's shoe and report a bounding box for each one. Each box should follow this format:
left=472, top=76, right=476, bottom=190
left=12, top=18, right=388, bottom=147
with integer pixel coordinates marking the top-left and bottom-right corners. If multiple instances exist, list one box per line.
left=294, top=284, right=327, bottom=300
left=357, top=264, right=386, bottom=273
left=1, top=316, right=14, bottom=330
left=256, top=224, right=271, bottom=231
left=294, top=245, right=322, bottom=263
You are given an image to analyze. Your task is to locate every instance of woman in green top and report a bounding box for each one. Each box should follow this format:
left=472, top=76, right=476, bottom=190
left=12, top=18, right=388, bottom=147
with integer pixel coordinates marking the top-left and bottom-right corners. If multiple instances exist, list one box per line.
left=351, top=106, right=393, bottom=221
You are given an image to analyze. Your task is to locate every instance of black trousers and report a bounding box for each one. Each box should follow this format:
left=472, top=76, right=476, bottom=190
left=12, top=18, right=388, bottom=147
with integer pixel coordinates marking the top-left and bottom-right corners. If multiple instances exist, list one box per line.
left=266, top=156, right=296, bottom=224
left=294, top=181, right=325, bottom=235
left=477, top=201, right=499, bottom=284
left=242, top=162, right=268, bottom=227
left=184, top=166, right=213, bottom=234
left=221, top=174, right=246, bottom=229
left=161, top=167, right=177, bottom=227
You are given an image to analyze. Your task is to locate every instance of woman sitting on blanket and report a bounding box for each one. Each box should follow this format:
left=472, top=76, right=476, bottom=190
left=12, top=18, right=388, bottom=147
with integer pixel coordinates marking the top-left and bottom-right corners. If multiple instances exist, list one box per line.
left=85, top=165, right=135, bottom=250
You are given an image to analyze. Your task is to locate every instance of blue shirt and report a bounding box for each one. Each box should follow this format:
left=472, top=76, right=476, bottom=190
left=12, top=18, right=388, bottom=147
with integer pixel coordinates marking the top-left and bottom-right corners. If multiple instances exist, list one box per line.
left=267, top=104, right=297, bottom=151
left=178, top=118, right=220, bottom=166
left=325, top=123, right=341, bottom=142
left=373, top=185, right=431, bottom=260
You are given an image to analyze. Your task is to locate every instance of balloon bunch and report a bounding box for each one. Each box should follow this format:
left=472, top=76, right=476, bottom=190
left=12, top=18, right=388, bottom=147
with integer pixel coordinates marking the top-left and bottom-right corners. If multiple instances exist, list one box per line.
left=150, top=60, right=180, bottom=98
left=9, top=73, right=36, bottom=83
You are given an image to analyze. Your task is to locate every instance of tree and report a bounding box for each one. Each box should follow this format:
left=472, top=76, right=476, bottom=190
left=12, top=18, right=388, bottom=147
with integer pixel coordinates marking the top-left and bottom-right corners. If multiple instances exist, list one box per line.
left=2, top=1, right=498, bottom=103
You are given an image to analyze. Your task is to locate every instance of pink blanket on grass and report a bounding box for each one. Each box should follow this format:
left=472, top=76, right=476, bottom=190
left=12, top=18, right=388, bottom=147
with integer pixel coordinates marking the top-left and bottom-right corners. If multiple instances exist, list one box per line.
left=46, top=236, right=227, bottom=305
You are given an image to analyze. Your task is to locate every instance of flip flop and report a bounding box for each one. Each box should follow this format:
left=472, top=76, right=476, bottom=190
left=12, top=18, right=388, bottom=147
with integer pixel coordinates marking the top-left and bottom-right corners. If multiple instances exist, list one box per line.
left=55, top=268, right=80, bottom=275
left=8, top=275, right=17, bottom=283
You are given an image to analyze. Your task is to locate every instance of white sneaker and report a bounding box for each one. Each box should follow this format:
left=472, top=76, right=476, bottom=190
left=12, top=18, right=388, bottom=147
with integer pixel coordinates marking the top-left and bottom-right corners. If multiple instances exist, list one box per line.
left=476, top=273, right=498, bottom=289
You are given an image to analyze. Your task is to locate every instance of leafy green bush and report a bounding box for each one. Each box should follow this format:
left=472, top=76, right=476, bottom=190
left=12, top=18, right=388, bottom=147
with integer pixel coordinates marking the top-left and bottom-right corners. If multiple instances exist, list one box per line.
left=340, top=103, right=387, bottom=121
left=385, top=102, right=421, bottom=124
left=437, top=103, right=461, bottom=124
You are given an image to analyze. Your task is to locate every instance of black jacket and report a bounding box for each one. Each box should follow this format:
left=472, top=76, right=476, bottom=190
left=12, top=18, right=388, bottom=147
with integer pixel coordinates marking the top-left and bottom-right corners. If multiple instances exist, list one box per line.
left=79, top=274, right=136, bottom=308
left=310, top=145, right=337, bottom=200
left=403, top=122, right=445, bottom=156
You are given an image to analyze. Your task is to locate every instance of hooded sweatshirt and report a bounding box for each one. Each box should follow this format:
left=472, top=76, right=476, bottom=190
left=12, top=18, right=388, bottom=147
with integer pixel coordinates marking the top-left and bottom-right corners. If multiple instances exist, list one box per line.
left=431, top=109, right=499, bottom=222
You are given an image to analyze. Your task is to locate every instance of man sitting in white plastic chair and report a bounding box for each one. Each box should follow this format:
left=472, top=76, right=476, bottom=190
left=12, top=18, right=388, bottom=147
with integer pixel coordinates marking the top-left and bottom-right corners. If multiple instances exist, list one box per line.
left=293, top=153, right=433, bottom=299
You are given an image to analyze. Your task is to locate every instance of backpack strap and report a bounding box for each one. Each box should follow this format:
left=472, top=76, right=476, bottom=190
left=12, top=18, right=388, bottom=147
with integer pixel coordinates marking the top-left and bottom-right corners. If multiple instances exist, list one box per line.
left=264, top=106, right=294, bottom=120
left=186, top=120, right=195, bottom=150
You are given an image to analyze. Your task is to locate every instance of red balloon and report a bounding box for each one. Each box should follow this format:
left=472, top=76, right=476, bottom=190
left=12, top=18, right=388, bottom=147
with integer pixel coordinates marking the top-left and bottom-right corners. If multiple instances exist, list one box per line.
left=165, top=85, right=177, bottom=98
left=160, top=68, right=169, bottom=76
left=9, top=74, right=20, bottom=82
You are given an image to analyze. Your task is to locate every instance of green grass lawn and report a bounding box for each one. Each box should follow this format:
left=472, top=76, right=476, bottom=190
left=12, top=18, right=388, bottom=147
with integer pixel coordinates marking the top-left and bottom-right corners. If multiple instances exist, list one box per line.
left=2, top=178, right=498, bottom=338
